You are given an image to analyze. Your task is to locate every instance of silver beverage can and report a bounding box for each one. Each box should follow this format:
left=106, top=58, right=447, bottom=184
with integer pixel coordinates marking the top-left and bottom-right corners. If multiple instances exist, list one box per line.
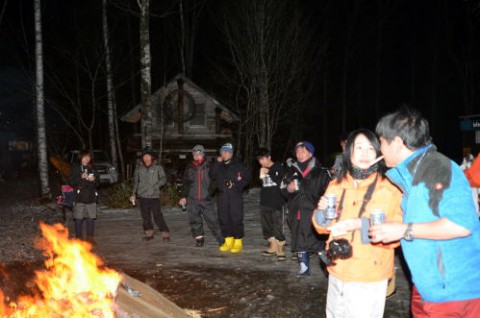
left=313, top=209, right=326, bottom=225
left=370, top=209, right=386, bottom=225
left=325, top=194, right=337, bottom=219
left=293, top=179, right=300, bottom=191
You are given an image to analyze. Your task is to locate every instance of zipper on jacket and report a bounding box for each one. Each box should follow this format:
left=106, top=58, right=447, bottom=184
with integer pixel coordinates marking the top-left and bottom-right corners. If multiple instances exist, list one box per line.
left=197, top=167, right=202, bottom=201
left=437, top=246, right=446, bottom=289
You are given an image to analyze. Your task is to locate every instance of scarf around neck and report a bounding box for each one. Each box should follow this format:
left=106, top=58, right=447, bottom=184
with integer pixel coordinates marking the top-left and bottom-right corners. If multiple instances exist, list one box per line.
left=349, top=163, right=379, bottom=180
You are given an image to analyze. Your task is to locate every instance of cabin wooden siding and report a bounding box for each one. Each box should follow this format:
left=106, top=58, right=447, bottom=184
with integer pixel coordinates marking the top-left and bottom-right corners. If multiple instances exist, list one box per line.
left=145, top=76, right=238, bottom=139
left=121, top=74, right=238, bottom=153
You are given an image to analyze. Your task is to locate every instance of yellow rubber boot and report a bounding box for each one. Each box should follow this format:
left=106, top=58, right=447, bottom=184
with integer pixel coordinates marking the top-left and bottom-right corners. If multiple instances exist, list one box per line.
left=219, top=237, right=234, bottom=252
left=230, top=238, right=243, bottom=253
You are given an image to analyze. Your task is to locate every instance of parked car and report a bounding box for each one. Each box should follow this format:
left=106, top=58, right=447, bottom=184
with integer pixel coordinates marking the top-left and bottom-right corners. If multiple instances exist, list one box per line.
left=69, top=150, right=118, bottom=184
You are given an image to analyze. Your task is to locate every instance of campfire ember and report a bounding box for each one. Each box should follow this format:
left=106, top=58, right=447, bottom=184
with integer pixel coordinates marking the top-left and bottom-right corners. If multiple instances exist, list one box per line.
left=0, top=222, right=122, bottom=317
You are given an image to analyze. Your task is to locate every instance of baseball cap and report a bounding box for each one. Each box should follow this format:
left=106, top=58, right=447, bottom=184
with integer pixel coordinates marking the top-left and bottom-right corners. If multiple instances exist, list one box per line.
left=220, top=143, right=234, bottom=154
left=192, top=145, right=205, bottom=155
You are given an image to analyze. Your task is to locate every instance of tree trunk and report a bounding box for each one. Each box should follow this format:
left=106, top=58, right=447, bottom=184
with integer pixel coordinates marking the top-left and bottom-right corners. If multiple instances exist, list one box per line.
left=34, top=0, right=50, bottom=198
left=257, top=1, right=269, bottom=149
left=179, top=0, right=186, bottom=75
left=127, top=14, right=137, bottom=113
left=0, top=0, right=8, bottom=28
left=102, top=0, right=118, bottom=170
left=139, top=0, right=152, bottom=148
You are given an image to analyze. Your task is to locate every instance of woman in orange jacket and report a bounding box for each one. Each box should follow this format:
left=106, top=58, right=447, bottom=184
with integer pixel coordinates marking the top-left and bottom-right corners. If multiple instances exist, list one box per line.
left=312, top=129, right=403, bottom=318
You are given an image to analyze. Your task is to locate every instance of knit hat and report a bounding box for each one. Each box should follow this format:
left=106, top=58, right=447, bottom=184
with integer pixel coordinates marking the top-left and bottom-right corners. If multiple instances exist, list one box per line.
left=141, top=146, right=157, bottom=158
left=192, top=145, right=205, bottom=155
left=220, top=143, right=234, bottom=154
left=295, top=141, right=315, bottom=155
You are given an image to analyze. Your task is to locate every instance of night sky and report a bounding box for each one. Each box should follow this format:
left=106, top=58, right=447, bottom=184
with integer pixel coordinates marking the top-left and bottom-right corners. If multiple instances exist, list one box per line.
left=1, top=0, right=479, bottom=165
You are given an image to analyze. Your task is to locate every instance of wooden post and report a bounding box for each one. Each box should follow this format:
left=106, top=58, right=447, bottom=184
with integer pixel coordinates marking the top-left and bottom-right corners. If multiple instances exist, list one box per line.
left=177, top=79, right=184, bottom=134
left=215, top=107, right=221, bottom=134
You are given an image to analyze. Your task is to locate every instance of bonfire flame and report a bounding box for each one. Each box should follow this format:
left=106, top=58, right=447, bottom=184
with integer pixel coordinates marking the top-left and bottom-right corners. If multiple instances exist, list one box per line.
left=0, top=222, right=122, bottom=317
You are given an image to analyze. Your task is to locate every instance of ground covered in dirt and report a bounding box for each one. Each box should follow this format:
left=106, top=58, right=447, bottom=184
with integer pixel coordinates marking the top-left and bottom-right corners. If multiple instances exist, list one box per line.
left=0, top=177, right=412, bottom=317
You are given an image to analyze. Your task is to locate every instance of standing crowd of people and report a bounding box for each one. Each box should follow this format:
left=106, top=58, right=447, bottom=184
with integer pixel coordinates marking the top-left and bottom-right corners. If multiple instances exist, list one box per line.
left=70, top=106, right=480, bottom=318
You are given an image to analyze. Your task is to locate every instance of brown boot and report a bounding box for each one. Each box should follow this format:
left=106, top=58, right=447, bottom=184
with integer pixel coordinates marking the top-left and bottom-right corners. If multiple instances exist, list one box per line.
left=262, top=237, right=277, bottom=256
left=161, top=231, right=170, bottom=242
left=276, top=240, right=286, bottom=261
left=144, top=229, right=154, bottom=241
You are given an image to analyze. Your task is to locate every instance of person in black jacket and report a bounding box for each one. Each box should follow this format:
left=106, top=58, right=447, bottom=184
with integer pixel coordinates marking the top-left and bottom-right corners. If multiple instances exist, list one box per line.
left=210, top=143, right=251, bottom=253
left=68, top=150, right=100, bottom=243
left=178, top=145, right=224, bottom=247
left=281, top=141, right=331, bottom=276
left=255, top=148, right=287, bottom=260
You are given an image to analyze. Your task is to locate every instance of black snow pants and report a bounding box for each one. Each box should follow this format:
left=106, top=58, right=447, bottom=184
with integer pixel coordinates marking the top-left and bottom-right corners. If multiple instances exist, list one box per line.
left=217, top=191, right=244, bottom=239
left=187, top=199, right=223, bottom=243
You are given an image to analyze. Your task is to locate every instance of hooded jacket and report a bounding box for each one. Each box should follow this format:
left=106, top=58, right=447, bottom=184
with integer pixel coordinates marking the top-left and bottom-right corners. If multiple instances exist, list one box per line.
left=68, top=164, right=100, bottom=204
left=210, top=157, right=250, bottom=195
left=182, top=158, right=214, bottom=201
left=281, top=157, right=331, bottom=251
left=313, top=172, right=402, bottom=282
left=132, top=161, right=167, bottom=199
left=281, top=157, right=331, bottom=217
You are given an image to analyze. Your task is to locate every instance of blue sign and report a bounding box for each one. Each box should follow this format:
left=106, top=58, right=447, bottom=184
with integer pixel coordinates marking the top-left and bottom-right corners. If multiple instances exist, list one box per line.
left=460, top=118, right=480, bottom=131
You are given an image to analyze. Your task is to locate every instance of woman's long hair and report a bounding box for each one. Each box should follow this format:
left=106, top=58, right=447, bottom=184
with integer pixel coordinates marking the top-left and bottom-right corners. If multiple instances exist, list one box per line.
left=336, top=129, right=386, bottom=182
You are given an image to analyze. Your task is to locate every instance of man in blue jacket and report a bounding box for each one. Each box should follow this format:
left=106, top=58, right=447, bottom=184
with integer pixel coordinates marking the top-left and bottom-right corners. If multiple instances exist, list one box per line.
left=370, top=107, right=480, bottom=317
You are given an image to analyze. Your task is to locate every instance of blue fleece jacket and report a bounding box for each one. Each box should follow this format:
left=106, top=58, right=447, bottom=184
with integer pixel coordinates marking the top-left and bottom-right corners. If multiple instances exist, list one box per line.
left=387, top=144, right=480, bottom=302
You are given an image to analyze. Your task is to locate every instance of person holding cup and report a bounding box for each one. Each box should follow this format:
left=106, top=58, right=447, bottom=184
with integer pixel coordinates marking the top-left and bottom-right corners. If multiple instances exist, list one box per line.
left=280, top=141, right=331, bottom=277
left=312, top=129, right=402, bottom=318
left=68, top=149, right=100, bottom=243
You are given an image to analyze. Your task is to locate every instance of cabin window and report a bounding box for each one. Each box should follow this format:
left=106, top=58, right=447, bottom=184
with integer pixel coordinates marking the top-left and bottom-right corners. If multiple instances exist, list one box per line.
left=163, top=89, right=195, bottom=127
left=189, top=103, right=206, bottom=127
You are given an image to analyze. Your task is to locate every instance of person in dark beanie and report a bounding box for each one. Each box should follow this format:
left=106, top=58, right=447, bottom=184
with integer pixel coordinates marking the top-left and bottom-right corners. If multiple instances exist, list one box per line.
left=178, top=145, right=224, bottom=247
left=130, top=146, right=170, bottom=241
left=210, top=143, right=251, bottom=253
left=68, top=150, right=100, bottom=243
left=281, top=141, right=331, bottom=276
left=255, top=148, right=287, bottom=260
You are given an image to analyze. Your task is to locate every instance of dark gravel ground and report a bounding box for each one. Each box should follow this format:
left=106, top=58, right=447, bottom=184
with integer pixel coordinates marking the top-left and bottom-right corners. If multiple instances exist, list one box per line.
left=0, top=178, right=413, bottom=317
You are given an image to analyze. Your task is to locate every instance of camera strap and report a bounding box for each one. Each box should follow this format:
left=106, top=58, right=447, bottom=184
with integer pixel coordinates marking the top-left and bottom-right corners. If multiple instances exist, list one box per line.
left=336, top=190, right=347, bottom=222
left=340, top=174, right=378, bottom=242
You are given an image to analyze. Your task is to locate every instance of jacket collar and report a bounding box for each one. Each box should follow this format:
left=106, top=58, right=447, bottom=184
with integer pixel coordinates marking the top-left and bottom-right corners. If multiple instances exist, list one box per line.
left=386, top=144, right=433, bottom=192
left=338, top=171, right=379, bottom=189
left=292, top=157, right=317, bottom=176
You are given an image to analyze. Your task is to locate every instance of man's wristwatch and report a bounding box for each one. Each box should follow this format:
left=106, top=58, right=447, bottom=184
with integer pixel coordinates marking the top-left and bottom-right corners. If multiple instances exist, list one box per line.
left=403, top=223, right=414, bottom=241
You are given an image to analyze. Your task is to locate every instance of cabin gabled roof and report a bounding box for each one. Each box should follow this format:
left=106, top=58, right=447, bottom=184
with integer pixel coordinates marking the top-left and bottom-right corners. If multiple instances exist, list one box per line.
left=120, top=74, right=239, bottom=123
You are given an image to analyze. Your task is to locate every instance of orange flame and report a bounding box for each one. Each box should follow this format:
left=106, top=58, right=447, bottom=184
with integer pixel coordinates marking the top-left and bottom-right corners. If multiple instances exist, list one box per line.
left=0, top=222, right=122, bottom=317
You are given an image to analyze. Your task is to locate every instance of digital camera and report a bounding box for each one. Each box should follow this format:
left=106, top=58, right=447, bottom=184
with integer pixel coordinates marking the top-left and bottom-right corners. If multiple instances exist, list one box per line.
left=318, top=238, right=353, bottom=266
left=224, top=178, right=233, bottom=188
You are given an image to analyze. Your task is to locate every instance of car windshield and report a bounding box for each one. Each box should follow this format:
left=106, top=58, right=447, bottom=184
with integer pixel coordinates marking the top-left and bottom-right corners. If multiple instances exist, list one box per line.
left=92, top=151, right=110, bottom=162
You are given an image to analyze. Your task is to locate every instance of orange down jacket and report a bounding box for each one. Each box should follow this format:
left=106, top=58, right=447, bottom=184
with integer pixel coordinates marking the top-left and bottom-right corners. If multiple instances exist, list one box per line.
left=312, top=172, right=403, bottom=283
left=465, top=154, right=480, bottom=187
